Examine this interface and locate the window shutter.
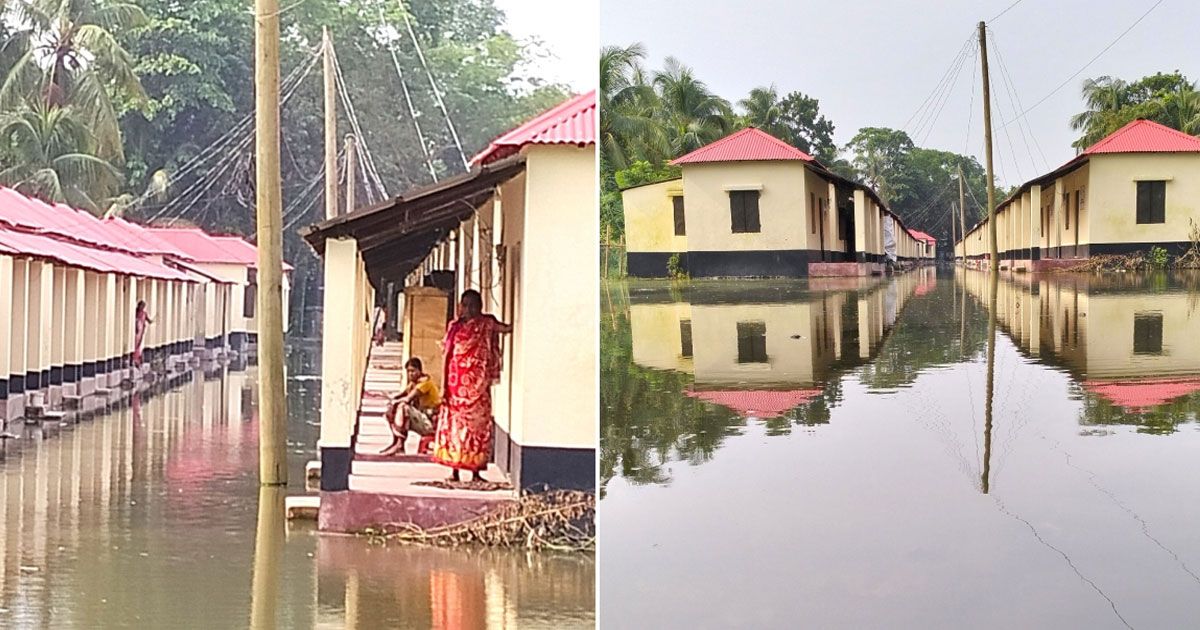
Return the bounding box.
[1153,182,1165,223]
[673,196,686,236]
[746,191,761,232]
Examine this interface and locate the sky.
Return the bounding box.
[602,0,1200,189]
[495,0,598,92]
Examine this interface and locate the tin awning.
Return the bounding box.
[300,154,525,283]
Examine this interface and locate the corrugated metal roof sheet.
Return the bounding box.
[1084,119,1200,154]
[909,230,937,244]
[470,90,596,166]
[0,225,192,281]
[672,127,815,165]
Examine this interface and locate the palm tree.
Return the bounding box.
[600,43,667,169]
[739,85,791,143]
[652,57,732,155]
[0,100,122,212]
[1,0,147,162]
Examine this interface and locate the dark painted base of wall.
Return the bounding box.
[689,250,819,278]
[0,378,6,400]
[967,241,1196,263]
[229,332,248,351]
[629,249,863,278]
[509,442,596,493]
[321,446,352,491]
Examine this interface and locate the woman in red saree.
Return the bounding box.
[432,290,511,482]
[133,300,153,367]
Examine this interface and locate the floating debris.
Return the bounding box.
[367,490,594,552]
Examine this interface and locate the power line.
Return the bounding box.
[902,32,976,137]
[1000,0,1166,128]
[989,0,1026,22]
[396,0,469,171]
[377,7,438,182]
[989,29,1050,172]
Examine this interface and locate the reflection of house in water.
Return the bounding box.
[629,270,931,419]
[959,269,1200,424]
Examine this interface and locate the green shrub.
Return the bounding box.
[1149,246,1170,269]
[667,253,688,279]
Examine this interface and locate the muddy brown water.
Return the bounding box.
[600,268,1200,629]
[0,348,594,628]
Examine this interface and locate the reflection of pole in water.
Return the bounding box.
[982,270,999,494]
[249,486,286,629]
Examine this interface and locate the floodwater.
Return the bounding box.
[600,268,1200,629]
[0,345,594,628]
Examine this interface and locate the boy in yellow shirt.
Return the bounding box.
[380,357,441,456]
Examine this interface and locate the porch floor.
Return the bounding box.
[319,341,515,534]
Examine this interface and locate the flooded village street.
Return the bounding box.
[600,269,1200,629]
[0,348,594,628]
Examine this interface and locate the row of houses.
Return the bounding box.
[301,91,597,503]
[622,127,936,278]
[956,119,1200,269]
[0,187,287,422]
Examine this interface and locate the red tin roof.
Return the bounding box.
[0,225,191,281]
[909,230,937,244]
[685,388,824,418]
[1084,378,1200,411]
[672,127,815,165]
[470,90,596,166]
[1083,119,1200,155]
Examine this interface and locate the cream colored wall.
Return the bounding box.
[493,171,526,446]
[628,302,695,373]
[64,269,84,368]
[509,144,596,449]
[1088,153,1200,245]
[622,179,686,254]
[83,271,99,367]
[26,261,53,378]
[803,169,832,252]
[51,267,66,369]
[681,161,810,252]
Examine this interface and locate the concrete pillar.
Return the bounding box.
[319,237,363,491]
[853,190,868,262]
[26,261,53,395]
[102,273,117,386]
[50,266,67,404]
[0,256,13,420]
[64,269,85,396]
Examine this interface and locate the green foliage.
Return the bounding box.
[666,253,686,279]
[614,160,680,189]
[1149,246,1170,268]
[1071,72,1200,149]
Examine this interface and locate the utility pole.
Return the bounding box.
[345,134,358,213]
[950,201,956,259]
[323,28,338,221]
[254,0,287,486]
[958,164,967,262]
[979,21,998,267]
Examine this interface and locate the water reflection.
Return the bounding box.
[601,270,1200,628]
[0,355,593,628]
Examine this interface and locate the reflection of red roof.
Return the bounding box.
[686,388,823,418]
[470,90,596,166]
[1084,378,1200,411]
[1084,119,1200,155]
[672,127,815,165]
[915,277,937,296]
